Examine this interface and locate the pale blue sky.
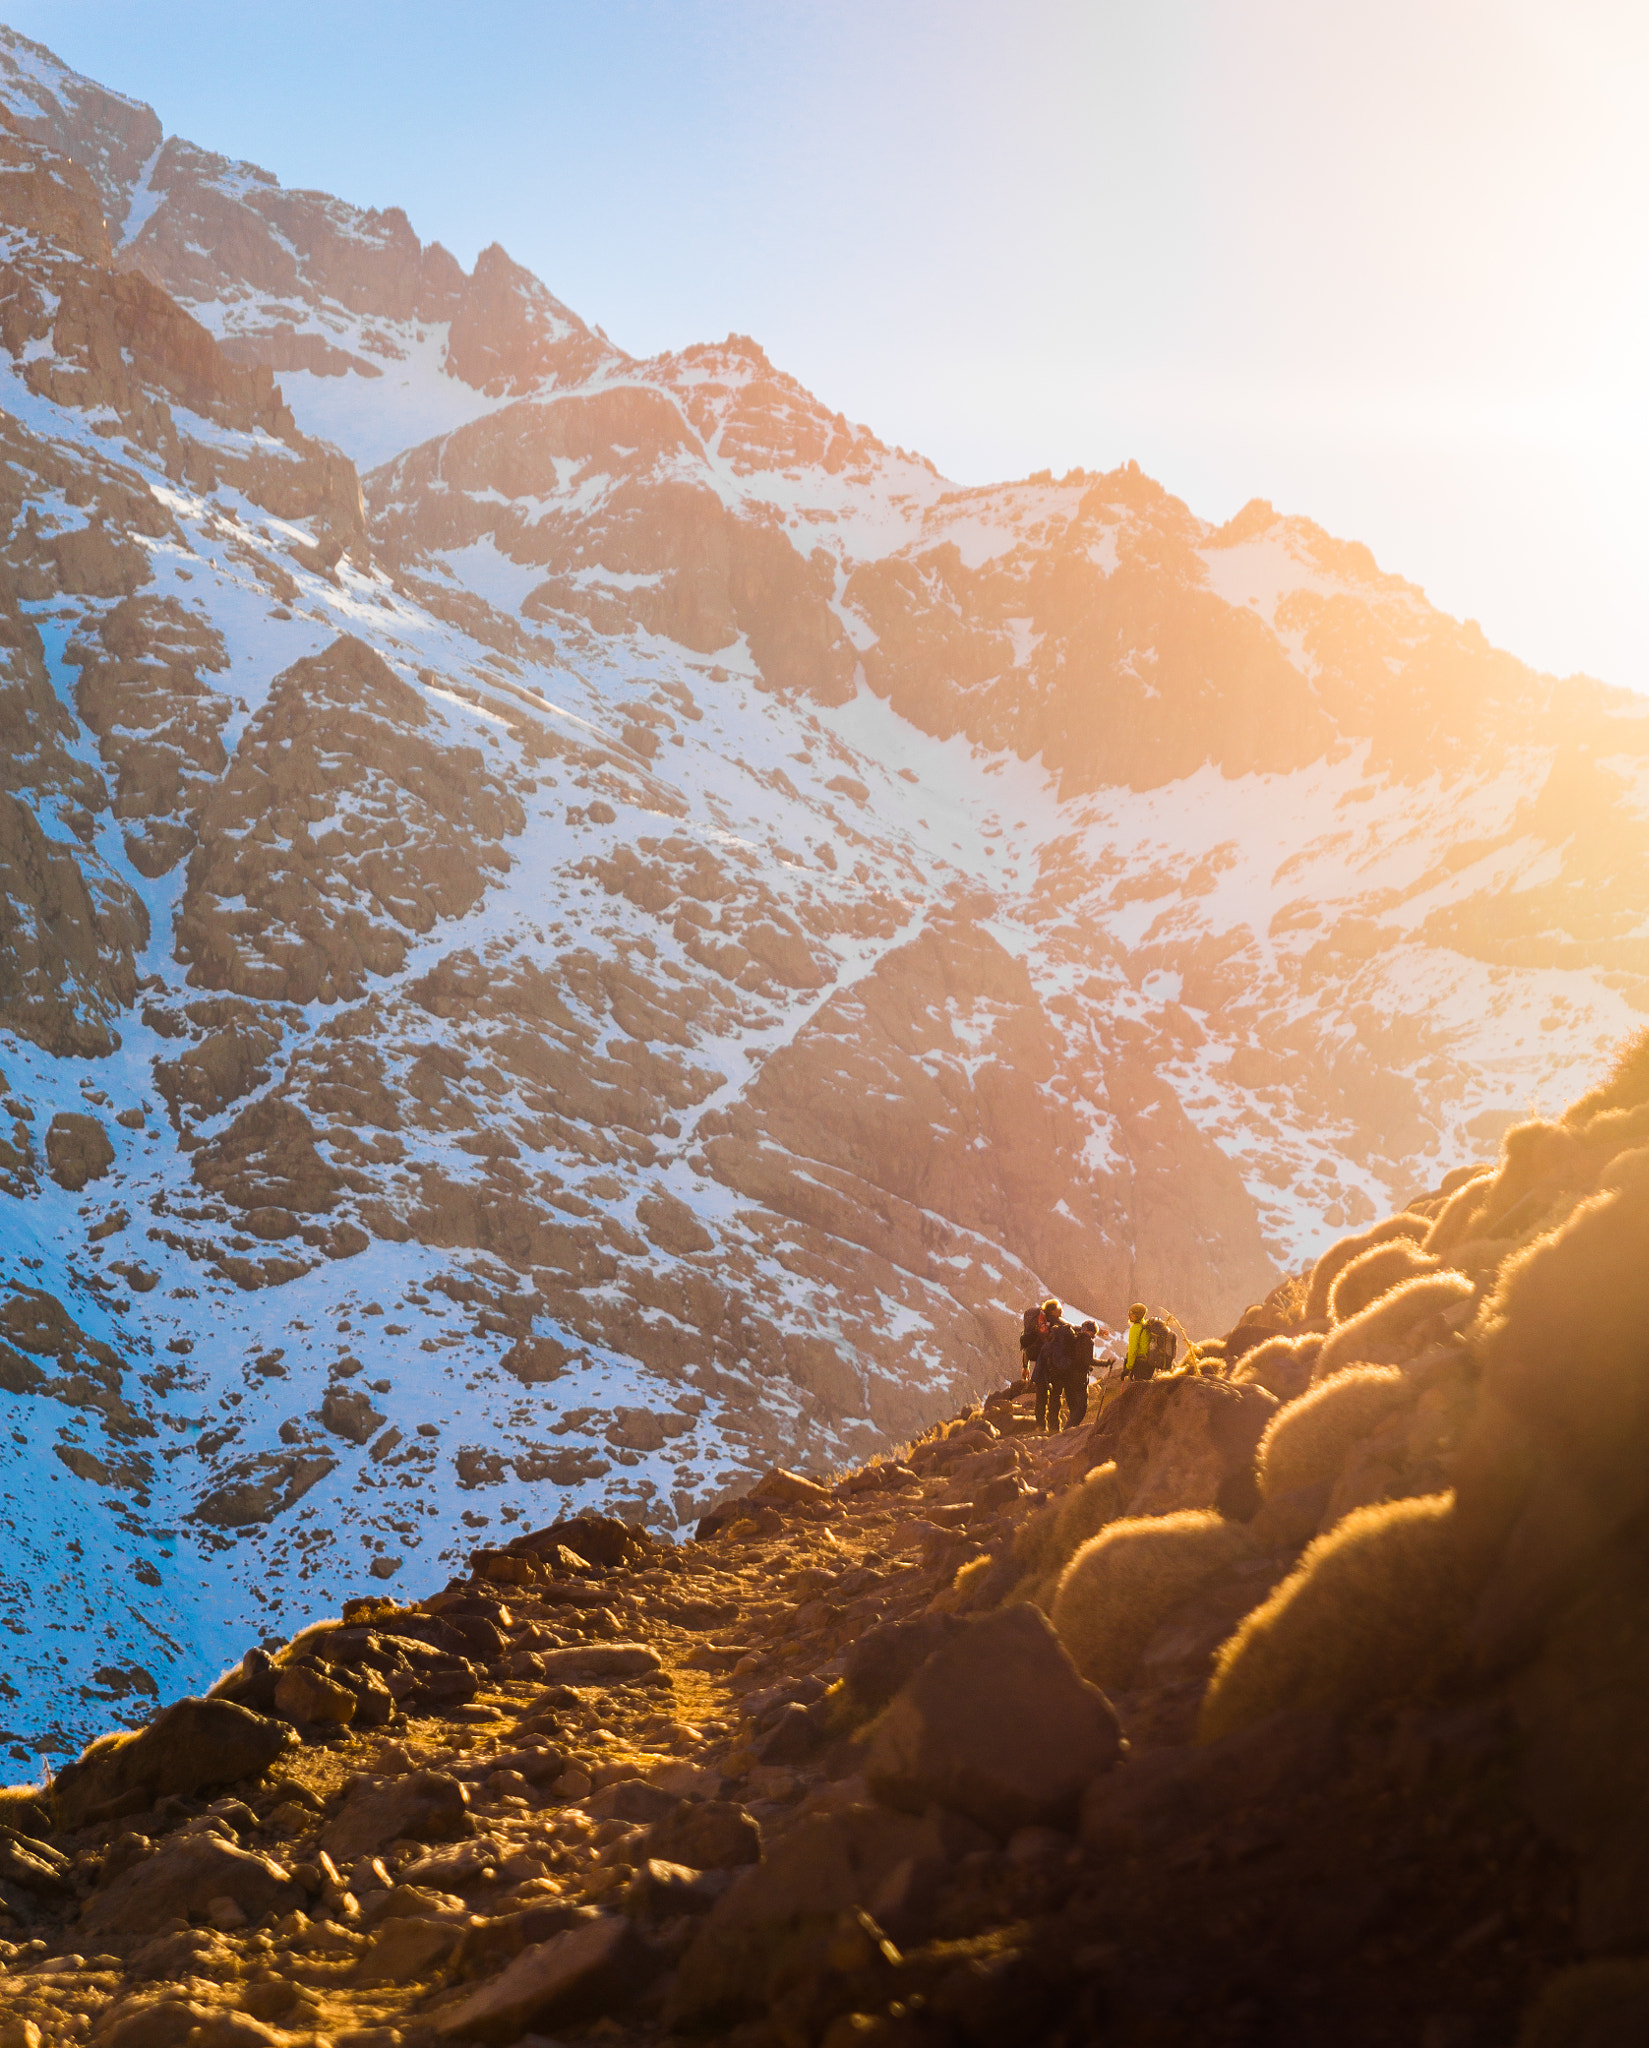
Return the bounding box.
[10,1,1648,692]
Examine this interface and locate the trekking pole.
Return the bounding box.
[1163,1311,1205,1374]
[1090,1356,1120,1425]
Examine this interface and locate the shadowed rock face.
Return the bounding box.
[0,24,1642,1760]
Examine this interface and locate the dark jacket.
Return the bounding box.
[1036,1321,1077,1382]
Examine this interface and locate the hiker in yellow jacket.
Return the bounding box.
[1123,1303,1151,1379]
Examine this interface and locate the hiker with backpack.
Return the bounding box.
[1123,1302,1177,1380]
[1064,1319,1099,1425]
[1018,1303,1045,1381]
[1032,1297,1074,1432]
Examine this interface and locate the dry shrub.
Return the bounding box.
[1471,1144,1649,1538]
[1572,1095,1649,1167]
[1312,1270,1473,1382]
[1305,1213,1430,1322]
[1229,1332,1321,1401]
[931,1553,994,1615]
[1012,1461,1128,1609]
[1258,1366,1412,1501]
[0,1782,50,1835]
[277,1619,345,1668]
[1052,1510,1256,1692]
[1422,1168,1497,1255]
[1199,1492,1468,1742]
[1328,1238,1440,1323]
[1561,1025,1649,1133]
[1258,1270,1311,1326]
[1401,1163,1487,1221]
[1430,1118,1585,1255]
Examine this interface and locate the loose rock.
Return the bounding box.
[863,1603,1121,1833]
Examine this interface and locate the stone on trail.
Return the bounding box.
[864,1603,1121,1834]
[323,1769,472,1862]
[626,1857,733,1920]
[435,1913,648,2043]
[0,1832,71,1900]
[95,2006,228,2048]
[52,1697,296,1828]
[451,1900,598,1982]
[647,1757,722,1799]
[756,1700,829,1765]
[534,1640,661,1679]
[398,1835,504,1889]
[81,1830,299,1937]
[356,1912,466,1984]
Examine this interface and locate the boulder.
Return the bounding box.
[647,1799,762,1870]
[436,1914,648,2043]
[863,1604,1121,1834]
[273,1664,357,1725]
[749,1467,832,1508]
[844,1614,965,1713]
[351,1666,398,1727]
[755,1701,828,1765]
[513,1513,649,1570]
[398,1836,504,1889]
[53,1698,296,1828]
[208,1646,279,1714]
[668,1804,933,2027]
[356,1914,465,1984]
[96,2007,226,2048]
[81,1831,299,1937]
[1085,1376,1278,1518]
[451,1901,596,1982]
[582,1777,682,1824]
[535,1642,660,1680]
[44,1111,114,1191]
[101,2006,283,2048]
[322,1770,472,1863]
[626,1858,732,1920]
[0,1832,71,1901]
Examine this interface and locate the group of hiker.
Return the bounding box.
[1017,1297,1177,1433]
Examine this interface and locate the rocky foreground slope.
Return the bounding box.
[0,1033,1646,2044]
[0,19,1645,1759]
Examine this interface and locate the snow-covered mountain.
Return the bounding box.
[0,22,1643,1765]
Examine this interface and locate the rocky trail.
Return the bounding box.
[5,1022,1649,2047]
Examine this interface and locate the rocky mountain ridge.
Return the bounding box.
[0,20,1641,1766]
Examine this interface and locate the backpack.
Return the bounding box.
[1141,1316,1176,1379]
[1052,1323,1085,1377]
